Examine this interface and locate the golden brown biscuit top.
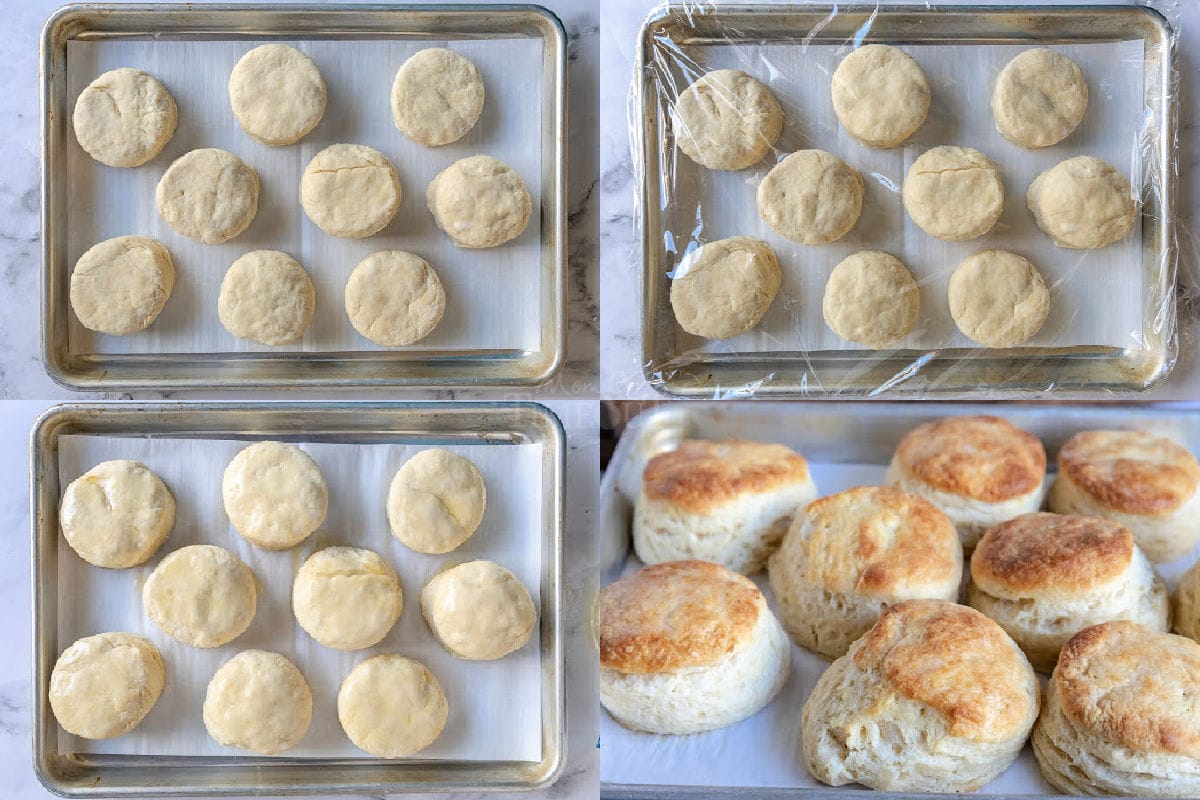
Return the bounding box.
[894,416,1046,501]
[971,512,1134,599]
[1058,430,1200,515]
[1055,621,1200,760]
[599,560,763,674]
[641,439,811,513]
[853,600,1038,743]
[797,486,960,597]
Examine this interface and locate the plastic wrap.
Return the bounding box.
[627,2,1183,397]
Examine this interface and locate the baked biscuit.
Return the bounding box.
[1049,430,1200,563]
[887,415,1047,549]
[672,69,783,171]
[803,600,1039,792]
[1173,560,1200,643]
[1032,621,1200,796]
[633,439,817,574]
[768,486,961,659]
[600,560,791,734]
[968,512,1169,672]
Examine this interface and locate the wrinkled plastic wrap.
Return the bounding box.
[629,2,1182,397]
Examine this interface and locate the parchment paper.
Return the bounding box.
[55,434,544,761]
[65,36,544,355]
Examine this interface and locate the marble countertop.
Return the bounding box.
[599,0,1200,400]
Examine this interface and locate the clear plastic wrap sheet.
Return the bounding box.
[630,2,1182,397]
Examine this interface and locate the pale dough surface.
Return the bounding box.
[344,250,445,346]
[669,236,781,339]
[228,44,327,146]
[757,149,863,245]
[421,560,536,660]
[155,148,260,244]
[426,155,531,248]
[1027,155,1135,249]
[831,45,929,148]
[992,49,1088,149]
[391,48,485,147]
[949,250,1050,348]
[70,236,175,336]
[903,146,1004,241]
[222,441,328,550]
[387,448,486,554]
[672,69,783,170]
[73,67,177,167]
[60,459,175,569]
[300,143,401,238]
[49,632,164,740]
[293,546,403,651]
[142,544,257,648]
[218,250,315,346]
[337,654,448,757]
[822,251,920,348]
[203,650,312,754]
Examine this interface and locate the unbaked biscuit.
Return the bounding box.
[203,650,312,754]
[757,149,863,245]
[143,544,257,648]
[344,250,445,346]
[671,69,783,171]
[392,48,484,147]
[293,546,403,651]
[669,236,781,340]
[822,251,919,348]
[948,249,1050,348]
[903,146,1004,241]
[338,654,448,757]
[992,49,1088,149]
[222,441,328,550]
[218,250,315,346]
[831,45,929,148]
[60,459,175,569]
[421,560,536,660]
[387,448,486,554]
[426,155,531,248]
[49,632,164,740]
[300,143,401,239]
[73,67,177,167]
[1028,155,1135,249]
[600,560,791,734]
[156,148,260,244]
[228,44,326,145]
[70,236,175,336]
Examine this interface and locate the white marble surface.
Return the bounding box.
[0,398,598,799]
[599,0,1200,399]
[0,0,597,401]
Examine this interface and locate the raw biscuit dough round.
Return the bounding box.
[387,448,486,554]
[949,250,1050,348]
[143,544,258,648]
[822,251,920,348]
[903,146,1004,241]
[338,654,448,757]
[203,650,312,754]
[344,250,445,346]
[218,250,315,346]
[60,459,175,569]
[222,441,328,550]
[155,148,260,244]
[992,49,1088,149]
[73,67,177,167]
[426,155,531,248]
[421,560,536,660]
[300,143,401,238]
[391,48,485,147]
[672,68,783,170]
[49,632,165,740]
[1027,155,1135,249]
[669,236,781,340]
[228,43,327,146]
[70,236,175,336]
[293,546,403,651]
[831,44,930,148]
[757,149,863,245]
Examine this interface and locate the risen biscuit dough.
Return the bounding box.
[391,48,484,147]
[426,155,531,248]
[203,650,312,754]
[143,544,257,648]
[49,632,164,740]
[672,69,783,170]
[300,143,401,238]
[155,148,260,244]
[822,251,919,348]
[831,45,930,148]
[992,49,1088,149]
[421,560,536,660]
[344,250,445,346]
[293,546,403,651]
[73,67,177,167]
[949,250,1050,348]
[387,448,486,554]
[218,250,315,346]
[669,236,781,340]
[903,146,1004,241]
[338,654,448,757]
[757,150,862,245]
[222,441,328,550]
[70,236,175,336]
[228,44,326,146]
[60,459,175,569]
[1027,155,1135,249]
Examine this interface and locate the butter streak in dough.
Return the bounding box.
[388,448,486,554]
